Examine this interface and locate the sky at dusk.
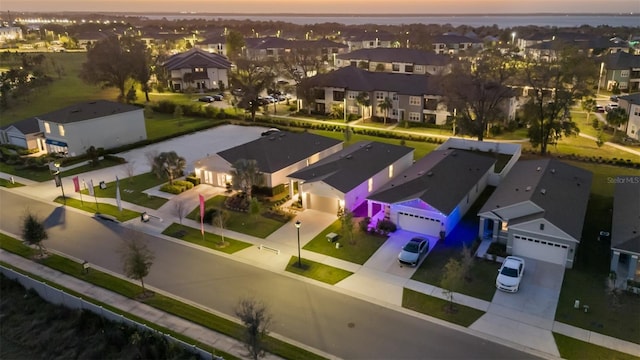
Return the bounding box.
[3,0,639,14]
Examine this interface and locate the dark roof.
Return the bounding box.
[245,37,346,50]
[336,48,450,66]
[302,66,442,96]
[368,149,496,215]
[342,29,395,42]
[478,159,592,240]
[217,131,342,174]
[611,180,640,255]
[432,34,482,44]
[288,141,413,193]
[1,117,40,134]
[35,100,141,125]
[163,48,231,70]
[601,51,640,70]
[619,93,640,105]
[198,34,226,44]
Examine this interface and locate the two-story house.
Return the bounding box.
[340,29,396,51]
[243,37,347,62]
[162,48,231,91]
[597,51,640,93]
[432,33,483,55]
[335,48,451,75]
[617,93,640,140]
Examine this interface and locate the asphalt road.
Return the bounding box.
[0,189,539,359]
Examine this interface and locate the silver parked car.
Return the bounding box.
[398,237,429,267]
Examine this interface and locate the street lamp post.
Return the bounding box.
[295,220,302,268]
[53,161,66,204]
[511,32,516,46]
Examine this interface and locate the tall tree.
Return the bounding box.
[120,238,155,295]
[606,107,628,136]
[440,49,517,141]
[341,209,355,245]
[235,297,272,360]
[230,159,264,200]
[80,35,146,101]
[521,46,597,155]
[21,211,48,257]
[130,41,153,102]
[151,151,186,185]
[377,96,393,124]
[225,30,246,61]
[581,98,597,125]
[356,92,371,122]
[229,59,275,121]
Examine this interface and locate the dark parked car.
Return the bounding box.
[199,96,214,103]
[212,94,224,101]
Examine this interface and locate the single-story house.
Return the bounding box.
[35,100,147,157]
[193,131,343,193]
[610,178,640,285]
[368,149,496,238]
[478,159,593,268]
[163,47,231,91]
[288,141,414,215]
[0,117,45,151]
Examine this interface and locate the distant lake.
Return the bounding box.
[140,14,640,28]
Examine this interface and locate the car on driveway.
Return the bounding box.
[496,256,525,293]
[212,94,224,101]
[398,237,429,267]
[199,96,214,103]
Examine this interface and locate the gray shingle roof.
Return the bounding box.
[302,66,442,96]
[478,159,592,240]
[336,48,450,66]
[1,117,40,134]
[432,34,482,44]
[601,51,640,70]
[288,141,413,193]
[245,37,346,50]
[611,179,640,255]
[217,131,342,174]
[619,93,640,105]
[163,48,231,70]
[368,149,496,215]
[35,100,141,124]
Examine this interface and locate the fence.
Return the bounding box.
[0,266,223,360]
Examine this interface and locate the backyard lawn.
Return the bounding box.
[303,219,388,265]
[81,172,168,210]
[161,223,253,254]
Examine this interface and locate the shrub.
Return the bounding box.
[173,180,194,190]
[358,217,371,232]
[185,175,201,186]
[487,242,507,257]
[160,184,184,194]
[376,219,397,233]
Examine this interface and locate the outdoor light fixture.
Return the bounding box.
[295,220,302,268]
[53,161,65,204]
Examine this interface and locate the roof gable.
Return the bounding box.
[35,100,141,124]
[163,48,231,70]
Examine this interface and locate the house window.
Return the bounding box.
[388,164,393,178]
[347,91,357,100]
[392,93,398,101]
[620,70,629,78]
[408,112,421,121]
[369,41,375,47]
[314,89,325,99]
[405,64,414,73]
[376,92,385,100]
[350,60,357,67]
[392,63,400,72]
[44,122,50,134]
[414,65,425,73]
[540,223,545,230]
[58,125,65,137]
[501,221,508,231]
[193,67,205,72]
[333,91,345,101]
[409,96,421,106]
[368,178,373,192]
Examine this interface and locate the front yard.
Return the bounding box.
[82,172,168,210]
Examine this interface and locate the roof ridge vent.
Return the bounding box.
[346,154,353,159]
[540,188,546,195]
[536,166,542,171]
[525,186,532,191]
[427,171,434,177]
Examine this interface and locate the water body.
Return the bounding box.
[140,14,640,28]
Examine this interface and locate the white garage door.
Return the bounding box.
[397,211,442,236]
[307,193,339,214]
[512,234,568,266]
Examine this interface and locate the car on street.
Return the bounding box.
[496,256,525,293]
[199,96,215,103]
[595,105,605,113]
[261,128,280,136]
[398,237,429,267]
[605,103,619,112]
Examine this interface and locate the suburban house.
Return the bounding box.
[196,34,227,56]
[0,117,45,152]
[193,131,342,193]
[431,33,483,55]
[340,29,396,51]
[287,141,414,215]
[0,26,22,43]
[609,178,640,287]
[597,51,640,93]
[617,93,640,140]
[75,31,111,50]
[335,48,451,75]
[34,100,147,157]
[243,37,347,62]
[162,48,231,91]
[478,159,593,268]
[301,66,451,124]
[368,149,496,239]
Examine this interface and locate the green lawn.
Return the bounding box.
[186,195,286,239]
[402,288,485,327]
[54,197,141,222]
[161,223,253,254]
[145,112,228,141]
[572,111,614,141]
[82,172,168,210]
[553,333,640,360]
[0,157,124,182]
[303,219,387,265]
[285,256,353,285]
[522,134,640,164]
[0,178,24,187]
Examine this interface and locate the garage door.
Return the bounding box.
[512,234,568,266]
[397,211,442,236]
[307,193,339,214]
[9,135,27,148]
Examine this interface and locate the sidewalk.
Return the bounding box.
[2,182,640,358]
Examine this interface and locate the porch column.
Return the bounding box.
[628,255,639,280]
[478,217,486,238]
[610,251,620,273]
[492,219,500,242]
[367,201,373,217]
[288,179,295,200]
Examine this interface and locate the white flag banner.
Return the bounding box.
[116,176,122,212]
[88,179,95,197]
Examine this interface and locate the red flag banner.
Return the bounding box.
[72,176,80,193]
[199,194,205,236]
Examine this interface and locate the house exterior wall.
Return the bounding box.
[620,101,640,140]
[40,109,146,156]
[169,68,229,91]
[507,220,578,268]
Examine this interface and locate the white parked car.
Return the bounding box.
[496,256,525,293]
[398,237,429,267]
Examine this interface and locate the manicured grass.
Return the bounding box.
[0,157,123,182]
[53,197,141,222]
[522,134,640,164]
[572,111,614,141]
[553,332,640,360]
[402,288,485,327]
[0,234,325,360]
[82,172,168,210]
[285,256,353,285]
[303,219,387,265]
[0,178,24,187]
[187,195,286,239]
[411,187,498,302]
[161,223,253,254]
[145,112,228,141]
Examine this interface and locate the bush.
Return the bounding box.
[160,184,184,194]
[376,219,397,233]
[358,217,371,232]
[185,175,201,186]
[487,242,507,257]
[173,180,193,190]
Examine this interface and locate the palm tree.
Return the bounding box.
[606,107,628,136]
[356,92,371,122]
[230,159,264,199]
[152,151,186,185]
[378,96,393,124]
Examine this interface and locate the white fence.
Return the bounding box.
[0,266,222,360]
